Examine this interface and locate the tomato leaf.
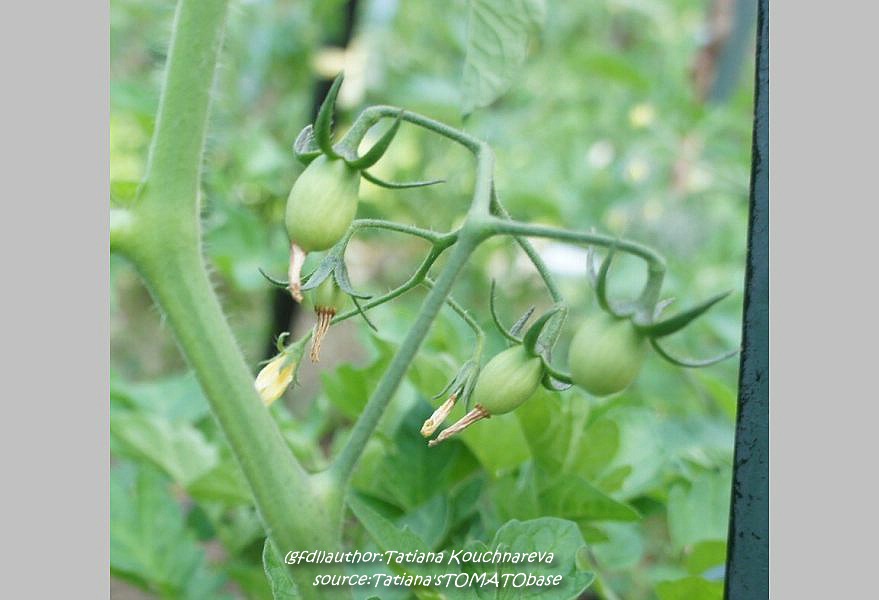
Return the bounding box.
[538,472,640,522]
[110,372,210,423]
[110,463,230,599]
[461,0,546,115]
[111,412,218,486]
[262,539,298,600]
[460,518,594,599]
[667,468,732,552]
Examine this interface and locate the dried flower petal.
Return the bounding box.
[420,392,458,437]
[287,243,307,303]
[428,405,489,447]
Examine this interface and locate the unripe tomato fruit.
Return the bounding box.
[308,276,347,313]
[568,313,647,396]
[285,155,360,252]
[471,345,544,415]
[306,277,347,363]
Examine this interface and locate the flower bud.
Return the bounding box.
[254,352,299,406]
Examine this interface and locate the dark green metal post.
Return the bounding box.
[724,0,768,598]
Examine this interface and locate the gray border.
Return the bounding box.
[770,2,879,597]
[10,0,877,596]
[3,2,108,597]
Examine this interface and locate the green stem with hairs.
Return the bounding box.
[112,1,341,596]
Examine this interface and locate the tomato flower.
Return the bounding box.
[254,340,305,406]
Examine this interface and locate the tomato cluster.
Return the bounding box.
[262,73,735,445]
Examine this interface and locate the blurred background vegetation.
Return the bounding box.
[111,0,755,598]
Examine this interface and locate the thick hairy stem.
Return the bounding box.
[331,236,479,481]
[143,0,228,211]
[132,251,340,598]
[120,1,342,596]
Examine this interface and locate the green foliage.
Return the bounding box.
[111,0,752,598]
[460,518,595,599]
[111,412,219,486]
[110,463,231,599]
[262,541,298,600]
[667,468,732,552]
[655,576,723,600]
[462,0,546,115]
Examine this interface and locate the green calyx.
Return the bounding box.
[285,154,361,252]
[471,345,544,415]
[568,312,648,397]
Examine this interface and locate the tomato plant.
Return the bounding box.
[111,1,752,598]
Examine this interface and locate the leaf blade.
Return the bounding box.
[461,0,546,115]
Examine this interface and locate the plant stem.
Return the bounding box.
[118,1,343,595]
[134,251,335,539]
[423,278,484,342]
[347,218,454,245]
[490,187,563,303]
[143,0,228,212]
[331,235,480,481]
[331,246,446,323]
[486,218,667,271]
[344,105,484,154]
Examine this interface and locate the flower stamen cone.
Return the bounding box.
[428,405,489,447]
[287,243,307,303]
[420,392,458,437]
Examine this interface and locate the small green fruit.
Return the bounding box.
[472,345,544,415]
[308,276,347,313]
[306,277,348,364]
[285,155,360,252]
[568,313,647,396]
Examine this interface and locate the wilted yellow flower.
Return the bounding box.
[420,392,458,437]
[255,352,298,406]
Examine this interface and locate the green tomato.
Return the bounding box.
[307,276,347,312]
[471,345,544,415]
[285,155,360,252]
[568,313,647,396]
